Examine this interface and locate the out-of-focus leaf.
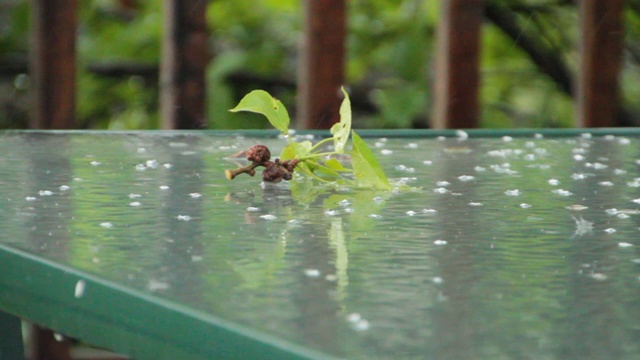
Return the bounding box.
[229,90,290,134]
[350,131,391,190]
[330,87,351,153]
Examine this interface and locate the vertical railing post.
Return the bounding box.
[29,0,77,129]
[577,0,624,128]
[161,0,209,129]
[432,0,483,129]
[297,0,346,129]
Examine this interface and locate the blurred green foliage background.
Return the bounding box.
[1,0,640,129]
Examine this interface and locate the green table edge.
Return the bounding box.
[0,244,337,360]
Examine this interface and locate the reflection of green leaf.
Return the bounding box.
[351,131,391,190]
[330,87,352,153]
[229,90,290,134]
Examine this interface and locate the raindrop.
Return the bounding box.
[259,214,277,220]
[519,203,532,208]
[39,190,54,196]
[129,193,142,199]
[422,209,438,214]
[380,149,393,155]
[25,197,36,201]
[474,166,486,172]
[434,188,449,194]
[434,240,448,245]
[74,280,85,298]
[368,214,382,219]
[548,179,560,186]
[617,213,630,219]
[566,205,588,211]
[59,185,70,191]
[632,199,640,204]
[246,207,260,212]
[135,164,146,171]
[324,210,339,216]
[90,161,101,166]
[432,277,444,284]
[590,273,607,281]
[177,215,192,221]
[505,189,520,196]
[436,181,451,187]
[129,202,142,207]
[619,242,633,248]
[468,202,483,207]
[406,211,417,216]
[338,199,351,207]
[423,160,433,165]
[304,269,321,278]
[145,160,159,169]
[598,181,614,187]
[552,189,573,196]
[163,163,173,169]
[406,143,418,149]
[502,136,513,142]
[458,175,475,182]
[604,228,617,234]
[189,193,202,198]
[100,222,113,228]
[148,279,170,291]
[159,185,170,190]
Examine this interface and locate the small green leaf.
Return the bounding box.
[350,131,391,190]
[280,141,312,160]
[330,87,352,153]
[229,90,290,134]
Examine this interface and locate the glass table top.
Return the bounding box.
[1,131,639,359]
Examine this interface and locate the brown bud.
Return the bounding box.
[246,145,271,163]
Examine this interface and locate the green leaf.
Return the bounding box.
[329,87,352,153]
[324,158,349,172]
[229,90,290,134]
[350,131,391,190]
[280,141,312,160]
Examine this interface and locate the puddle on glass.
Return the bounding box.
[1,132,639,358]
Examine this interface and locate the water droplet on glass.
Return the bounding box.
[135,164,146,171]
[423,160,433,165]
[159,185,170,190]
[177,215,192,221]
[432,276,444,284]
[304,269,321,278]
[474,166,486,172]
[25,196,36,201]
[145,160,159,169]
[552,189,573,196]
[406,211,417,216]
[598,181,614,187]
[259,214,277,220]
[632,199,640,204]
[434,240,448,245]
[468,202,483,207]
[456,130,468,140]
[573,154,585,161]
[324,210,339,216]
[380,149,393,155]
[100,222,113,228]
[520,203,532,208]
[74,280,85,298]
[189,193,202,198]
[59,185,70,191]
[90,161,101,166]
[590,273,607,281]
[566,204,588,211]
[505,189,520,196]
[39,190,54,196]
[129,202,142,207]
[502,136,513,142]
[368,214,382,219]
[129,193,142,199]
[548,179,560,186]
[619,242,633,248]
[458,175,475,182]
[246,207,260,212]
[148,279,170,292]
[604,228,617,234]
[422,209,438,214]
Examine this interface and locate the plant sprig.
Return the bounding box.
[227,87,391,190]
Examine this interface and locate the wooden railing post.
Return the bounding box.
[577,0,624,128]
[29,0,77,129]
[432,0,484,129]
[161,0,209,129]
[297,0,346,129]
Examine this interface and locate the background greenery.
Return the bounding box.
[1,0,640,129]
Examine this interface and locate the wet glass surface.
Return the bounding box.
[1,131,640,358]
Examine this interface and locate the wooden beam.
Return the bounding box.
[433,0,484,129]
[161,0,209,129]
[577,0,624,128]
[298,0,346,129]
[29,0,77,129]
